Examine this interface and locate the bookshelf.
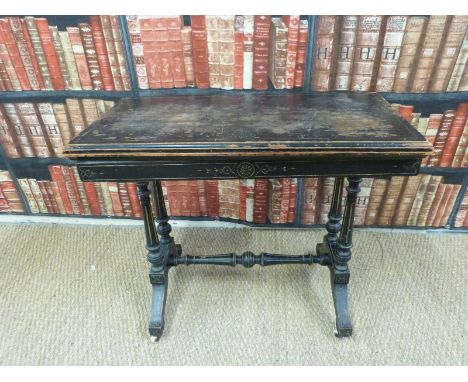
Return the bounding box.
[0,15,467,231]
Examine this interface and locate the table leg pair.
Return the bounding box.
[136,177,361,342]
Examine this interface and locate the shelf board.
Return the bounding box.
[0,90,134,101]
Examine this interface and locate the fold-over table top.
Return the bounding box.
[64,92,432,159]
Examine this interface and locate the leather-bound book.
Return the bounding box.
[364,178,389,225]
[288,178,298,223]
[99,16,123,91]
[253,179,268,223]
[79,22,103,90]
[62,166,84,215]
[268,17,287,89]
[354,178,373,226]
[242,15,254,89]
[109,16,131,91]
[454,188,468,227]
[48,165,73,214]
[447,30,468,91]
[65,99,86,137]
[428,109,456,167]
[18,178,40,213]
[82,181,101,215]
[81,98,99,126]
[58,31,81,90]
[451,119,468,167]
[252,15,271,90]
[432,184,454,226]
[28,178,48,213]
[426,182,447,226]
[2,103,34,157]
[98,182,114,215]
[377,176,406,226]
[107,181,124,216]
[267,179,282,223]
[429,16,468,92]
[406,175,431,226]
[234,16,244,89]
[126,16,149,89]
[197,180,208,217]
[16,102,52,158]
[117,182,133,217]
[206,16,220,88]
[279,178,291,223]
[416,176,442,226]
[311,16,340,91]
[438,184,461,226]
[8,17,40,90]
[167,16,186,89]
[126,182,142,218]
[204,179,219,217]
[66,27,93,90]
[282,15,300,89]
[393,16,428,92]
[350,15,385,91]
[0,29,21,90]
[410,16,450,92]
[36,103,64,157]
[218,180,239,219]
[0,105,21,158]
[318,177,337,224]
[440,103,468,167]
[294,20,308,87]
[92,182,105,215]
[0,59,14,91]
[71,166,91,215]
[20,19,44,90]
[0,171,24,212]
[417,117,429,136]
[421,113,443,166]
[0,18,31,90]
[39,181,58,213]
[50,26,73,90]
[334,16,358,90]
[217,16,235,89]
[181,27,196,87]
[245,179,255,222]
[89,16,114,90]
[301,177,320,225]
[392,175,421,226]
[191,16,210,89]
[375,16,408,92]
[51,103,72,146]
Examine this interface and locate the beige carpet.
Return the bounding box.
[0,223,466,365]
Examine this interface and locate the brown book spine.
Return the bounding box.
[58,31,81,90]
[0,58,13,90]
[18,178,39,213]
[181,27,196,87]
[447,30,468,91]
[36,180,54,213]
[426,182,447,226]
[127,15,149,89]
[117,182,133,217]
[279,178,291,224]
[0,105,21,158]
[416,176,442,226]
[282,15,300,89]
[267,179,282,223]
[65,99,86,137]
[253,179,268,223]
[432,184,454,226]
[454,188,468,227]
[67,27,93,90]
[99,16,123,91]
[234,16,244,90]
[334,16,358,90]
[294,20,308,88]
[375,16,408,92]
[206,16,220,89]
[410,16,450,92]
[377,176,406,226]
[287,178,297,223]
[0,18,30,90]
[62,166,84,215]
[138,16,162,89]
[126,182,142,217]
[168,16,187,89]
[350,16,385,92]
[364,178,389,225]
[71,166,90,215]
[422,113,444,166]
[2,103,34,157]
[429,16,468,92]
[43,181,59,214]
[0,31,21,91]
[197,180,207,216]
[205,179,219,217]
[252,15,271,90]
[16,102,52,157]
[20,19,44,90]
[8,17,40,90]
[79,23,103,90]
[99,182,114,215]
[155,17,175,89]
[107,182,123,216]
[0,171,24,212]
[35,18,65,90]
[50,26,73,90]
[81,98,99,126]
[51,103,73,146]
[191,16,210,89]
[109,16,131,91]
[406,175,432,225]
[49,180,66,214]
[452,119,468,167]
[439,184,461,226]
[440,103,468,167]
[318,178,336,224]
[392,175,421,226]
[312,15,339,91]
[48,165,73,214]
[301,177,320,225]
[428,109,456,167]
[89,16,115,90]
[36,103,64,157]
[268,18,288,89]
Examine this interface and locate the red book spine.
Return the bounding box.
[282,15,300,89]
[0,59,13,90]
[36,180,54,213]
[294,21,308,87]
[139,16,162,89]
[204,179,219,217]
[0,18,31,90]
[439,103,468,167]
[16,102,52,158]
[181,27,195,87]
[44,181,59,214]
[253,179,268,223]
[83,182,101,215]
[109,16,131,91]
[252,16,271,90]
[279,178,291,223]
[234,16,244,89]
[62,166,84,214]
[0,106,21,158]
[288,178,297,223]
[126,182,142,217]
[168,17,187,88]
[191,16,210,88]
[108,182,124,216]
[89,16,115,90]
[156,19,174,89]
[67,27,93,90]
[78,22,103,90]
[48,165,73,214]
[20,19,45,90]
[35,18,65,90]
[428,110,456,167]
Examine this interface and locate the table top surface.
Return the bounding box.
[64,92,432,159]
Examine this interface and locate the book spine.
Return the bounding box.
[2,103,34,156]
[206,16,220,88]
[181,27,196,87]
[0,18,31,90]
[375,16,408,92]
[28,178,48,213]
[416,176,442,226]
[426,182,447,226]
[244,179,255,222]
[18,178,39,212]
[65,99,86,136]
[36,102,64,157]
[99,16,123,91]
[454,188,468,227]
[447,30,468,91]
[190,16,209,89]
[0,105,21,157]
[58,31,81,90]
[301,177,320,225]
[71,166,90,215]
[81,98,99,126]
[312,15,339,91]
[253,179,268,223]
[283,15,300,89]
[139,16,163,89]
[350,16,384,92]
[88,16,114,90]
[197,180,208,216]
[399,104,414,122]
[0,59,13,90]
[106,182,123,216]
[204,179,219,217]
[406,175,431,225]
[16,102,52,157]
[239,179,247,221]
[189,180,202,217]
[252,15,271,90]
[410,16,450,92]
[19,19,44,90]
[0,186,9,212]
[377,176,406,225]
[48,165,73,214]
[234,16,244,90]
[49,181,65,214]
[62,166,84,215]
[117,182,133,217]
[440,103,468,167]
[318,178,335,224]
[433,184,455,226]
[35,18,65,90]
[80,182,99,215]
[294,20,308,88]
[51,103,72,146]
[439,184,461,226]
[354,177,373,225]
[126,15,149,89]
[98,182,114,215]
[0,31,21,91]
[126,182,142,217]
[79,23,103,90]
[268,18,288,89]
[364,178,389,225]
[334,16,358,90]
[218,16,235,89]
[428,109,456,167]
[50,26,73,90]
[8,17,40,90]
[67,27,93,90]
[452,119,468,167]
[38,180,57,213]
[392,175,421,226]
[279,178,291,224]
[429,16,468,92]
[267,179,282,224]
[422,113,444,166]
[287,178,297,223]
[168,17,187,88]
[242,15,254,89]
[0,172,22,212]
[109,16,131,91]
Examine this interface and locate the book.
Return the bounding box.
[65,99,86,136]
[242,15,254,90]
[377,176,406,225]
[426,182,448,226]
[282,15,300,89]
[406,174,432,226]
[181,27,196,87]
[79,22,103,90]
[0,105,21,158]
[117,182,133,217]
[253,179,268,223]
[16,102,52,157]
[428,109,456,167]
[37,180,55,213]
[191,16,210,89]
[36,103,64,157]
[392,175,421,226]
[126,15,148,89]
[364,178,389,225]
[421,113,443,166]
[294,20,308,88]
[268,18,288,89]
[354,178,373,225]
[108,181,124,216]
[438,184,461,226]
[439,103,468,167]
[447,29,468,91]
[288,178,298,223]
[334,16,358,90]
[126,182,142,217]
[20,18,44,90]
[28,178,48,213]
[66,26,92,90]
[454,188,468,227]
[82,181,101,215]
[416,176,443,226]
[52,103,73,146]
[18,178,39,213]
[0,171,23,212]
[109,16,131,91]
[99,16,123,91]
[452,119,468,167]
[89,16,114,90]
[217,16,235,89]
[2,103,34,157]
[301,177,320,225]
[252,16,271,90]
[58,31,82,90]
[267,179,282,223]
[0,26,21,91]
[50,26,73,90]
[204,179,219,217]
[233,16,244,90]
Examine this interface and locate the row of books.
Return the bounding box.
[0,99,115,158]
[0,170,24,212]
[128,15,308,90]
[392,102,468,168]
[312,15,468,93]
[455,188,468,227]
[0,16,131,91]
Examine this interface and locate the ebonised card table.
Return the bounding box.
[64,92,432,342]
